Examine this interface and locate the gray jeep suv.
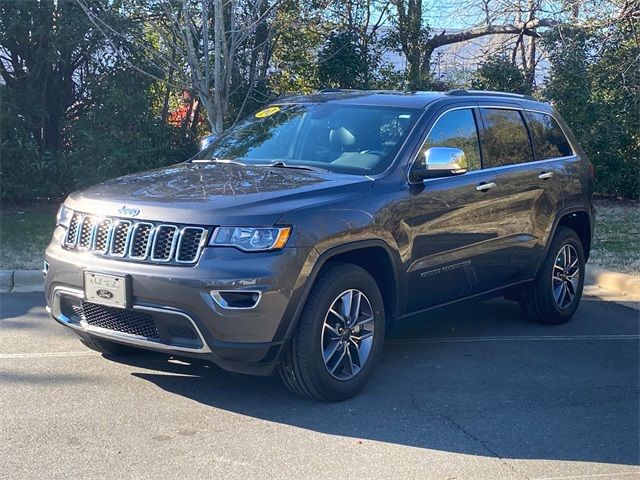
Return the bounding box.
[45,89,595,401]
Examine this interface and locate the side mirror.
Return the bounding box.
[411,147,468,181]
[199,134,217,151]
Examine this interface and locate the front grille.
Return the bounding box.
[63,213,208,265]
[75,302,159,339]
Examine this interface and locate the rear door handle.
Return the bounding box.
[538,171,554,180]
[476,182,496,192]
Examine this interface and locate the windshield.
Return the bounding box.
[195,103,421,175]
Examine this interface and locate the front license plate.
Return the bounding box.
[84,272,128,308]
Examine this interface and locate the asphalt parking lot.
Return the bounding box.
[1,292,638,480]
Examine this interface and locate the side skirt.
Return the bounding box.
[397,279,535,321]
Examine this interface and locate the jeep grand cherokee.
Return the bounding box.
[44,89,595,401]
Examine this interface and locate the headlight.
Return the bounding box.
[56,205,73,228]
[210,226,291,251]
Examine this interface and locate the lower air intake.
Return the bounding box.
[77,302,160,339]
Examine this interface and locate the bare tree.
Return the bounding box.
[392,0,560,88]
[162,0,281,133]
[425,0,639,90]
[75,0,281,133]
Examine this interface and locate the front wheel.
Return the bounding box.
[521,226,586,324]
[279,263,385,401]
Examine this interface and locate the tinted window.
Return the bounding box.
[526,111,573,160]
[198,104,420,175]
[422,109,481,170]
[480,108,533,166]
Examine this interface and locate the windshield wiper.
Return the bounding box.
[193,158,327,172]
[192,157,248,166]
[260,161,328,173]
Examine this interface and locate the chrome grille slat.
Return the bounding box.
[65,213,83,247]
[151,225,179,262]
[93,219,113,254]
[62,213,207,265]
[77,216,97,250]
[109,220,133,257]
[176,227,207,263]
[128,222,154,259]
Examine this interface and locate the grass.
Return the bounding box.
[589,198,640,274]
[0,203,58,270]
[0,198,638,274]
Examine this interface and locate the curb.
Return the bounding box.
[585,266,640,298]
[13,270,45,293]
[1,266,639,297]
[0,270,43,294]
[0,270,14,293]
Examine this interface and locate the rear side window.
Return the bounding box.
[526,111,573,160]
[422,109,482,170]
[480,108,533,167]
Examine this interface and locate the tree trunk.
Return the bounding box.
[161,30,178,123]
[418,44,434,89]
[524,36,537,88]
[523,0,538,90]
[190,100,202,137]
[392,0,429,90]
[180,92,196,139]
[213,0,225,133]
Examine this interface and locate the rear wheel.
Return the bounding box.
[521,227,585,324]
[279,263,385,401]
[80,337,140,356]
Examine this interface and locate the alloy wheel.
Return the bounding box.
[552,244,580,309]
[321,289,375,380]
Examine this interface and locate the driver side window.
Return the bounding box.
[422,109,482,171]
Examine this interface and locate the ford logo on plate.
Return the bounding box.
[96,289,114,300]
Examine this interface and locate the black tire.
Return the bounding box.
[80,337,141,356]
[279,262,386,401]
[521,226,586,324]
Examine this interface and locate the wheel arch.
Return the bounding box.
[278,240,403,347]
[321,244,400,327]
[537,207,593,278]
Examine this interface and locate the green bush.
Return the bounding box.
[1,71,196,203]
[471,54,532,95]
[544,25,639,199]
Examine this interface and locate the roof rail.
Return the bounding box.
[446,89,535,100]
[318,88,363,93]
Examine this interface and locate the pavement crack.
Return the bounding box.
[410,394,530,480]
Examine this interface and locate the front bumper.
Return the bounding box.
[44,227,313,375]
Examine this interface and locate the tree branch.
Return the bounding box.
[428,18,561,48]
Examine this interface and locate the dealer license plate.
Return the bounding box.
[84,272,128,308]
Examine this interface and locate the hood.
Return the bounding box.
[65,162,373,225]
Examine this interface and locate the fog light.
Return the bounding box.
[42,261,49,278]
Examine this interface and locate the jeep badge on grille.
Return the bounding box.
[117,205,140,217]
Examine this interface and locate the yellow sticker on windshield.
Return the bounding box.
[255,106,281,118]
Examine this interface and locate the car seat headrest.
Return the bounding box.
[329,127,356,147]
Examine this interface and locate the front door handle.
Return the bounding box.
[538,171,554,180]
[476,182,496,192]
